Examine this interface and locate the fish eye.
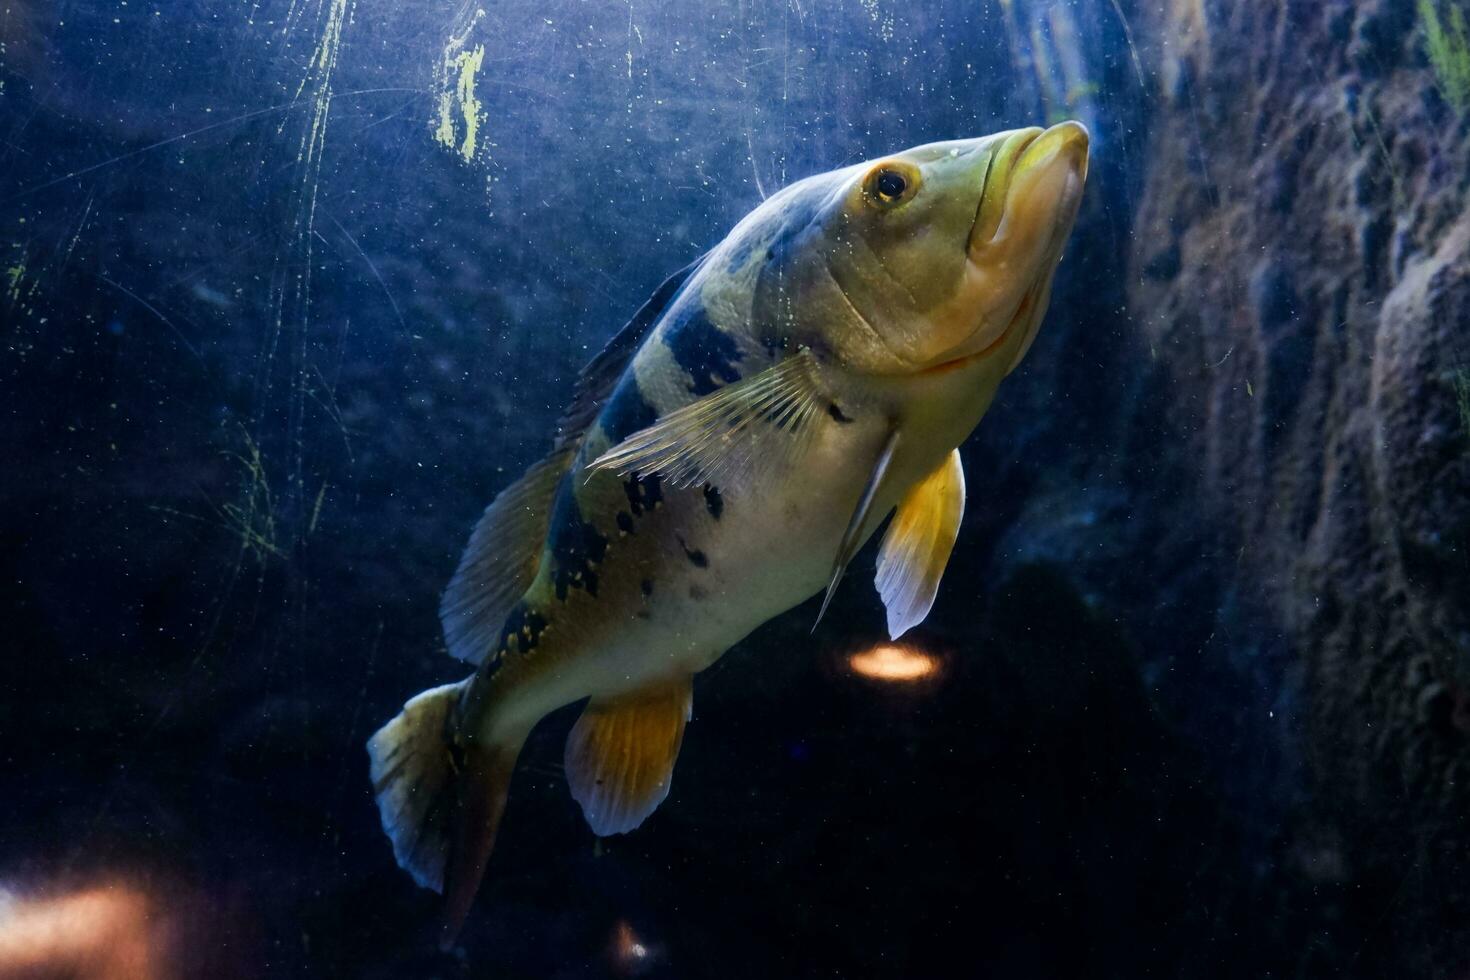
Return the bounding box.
[864,163,918,208]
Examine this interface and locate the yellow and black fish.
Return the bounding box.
[368,121,1090,943]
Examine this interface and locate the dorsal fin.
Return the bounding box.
[440,255,707,667]
[440,450,572,666]
[555,253,707,451]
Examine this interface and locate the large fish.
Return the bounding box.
[369,121,1090,944]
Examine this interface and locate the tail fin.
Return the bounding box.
[367,681,525,948]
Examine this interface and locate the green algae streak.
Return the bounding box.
[435,44,486,163]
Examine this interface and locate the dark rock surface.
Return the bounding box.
[1122,2,1470,972]
[0,0,1467,976]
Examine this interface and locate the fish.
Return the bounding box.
[367,120,1090,945]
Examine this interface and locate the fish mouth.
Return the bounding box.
[920,121,1088,374]
[968,121,1088,253]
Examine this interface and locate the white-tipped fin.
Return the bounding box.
[564,677,693,836]
[367,681,467,893]
[814,427,901,630]
[440,452,570,666]
[588,348,828,491]
[876,449,966,639]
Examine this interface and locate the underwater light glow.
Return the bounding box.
[608,919,659,975]
[847,643,942,683]
[0,882,169,979]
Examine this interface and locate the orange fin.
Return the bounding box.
[564,678,693,836]
[876,449,965,639]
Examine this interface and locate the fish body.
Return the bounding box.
[368,122,1090,944]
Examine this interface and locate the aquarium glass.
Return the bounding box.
[3,0,1469,976]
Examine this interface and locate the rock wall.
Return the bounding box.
[1128,0,1470,967]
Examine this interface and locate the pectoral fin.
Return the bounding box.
[875,449,966,639]
[564,677,693,836]
[814,427,900,630]
[588,348,828,491]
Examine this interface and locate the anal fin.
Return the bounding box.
[875,449,966,639]
[565,678,693,836]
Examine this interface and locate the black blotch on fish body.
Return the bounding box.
[763,194,824,270]
[754,193,823,355]
[547,485,609,600]
[640,578,654,597]
[703,484,724,520]
[624,474,663,517]
[724,236,755,273]
[600,376,659,446]
[497,603,548,656]
[616,511,635,535]
[666,304,743,396]
[827,402,853,424]
[757,324,789,358]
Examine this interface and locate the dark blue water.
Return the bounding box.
[3,0,1468,976]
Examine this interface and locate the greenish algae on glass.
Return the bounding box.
[1453,367,1470,438]
[435,42,487,163]
[1421,0,1470,111]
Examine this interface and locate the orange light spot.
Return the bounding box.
[847,643,941,682]
[0,883,169,979]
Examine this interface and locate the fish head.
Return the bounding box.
[765,122,1089,375]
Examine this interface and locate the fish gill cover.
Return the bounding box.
[1,0,1468,978]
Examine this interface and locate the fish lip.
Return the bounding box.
[968,127,1044,246]
[1006,126,1045,162]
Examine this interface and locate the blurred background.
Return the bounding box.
[2,0,1469,975]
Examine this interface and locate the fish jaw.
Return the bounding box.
[969,121,1089,256]
[985,121,1089,261]
[924,120,1088,369]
